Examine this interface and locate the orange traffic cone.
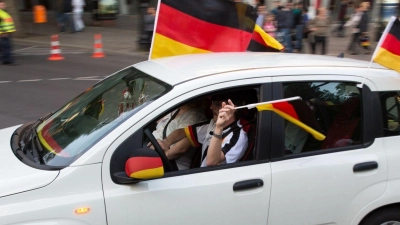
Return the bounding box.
[48,35,64,61]
[92,34,105,58]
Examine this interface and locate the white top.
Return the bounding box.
[72,0,85,12]
[344,12,362,33]
[153,108,206,170]
[185,120,248,167]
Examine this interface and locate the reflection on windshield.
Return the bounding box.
[35,67,171,167]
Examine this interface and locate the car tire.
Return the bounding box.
[360,207,400,225]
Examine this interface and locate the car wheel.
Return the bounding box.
[360,207,400,225]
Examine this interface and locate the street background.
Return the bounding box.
[14,11,378,60]
[0,11,379,129]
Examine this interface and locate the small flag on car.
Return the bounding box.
[247,24,283,52]
[372,16,400,73]
[235,97,326,141]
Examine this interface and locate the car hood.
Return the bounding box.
[0,125,59,198]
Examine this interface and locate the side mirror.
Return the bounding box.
[125,148,164,180]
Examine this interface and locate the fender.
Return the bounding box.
[350,179,400,224]
[0,164,106,225]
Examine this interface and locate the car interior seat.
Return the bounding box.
[238,89,258,161]
[321,96,361,149]
[284,100,324,153]
[238,117,256,161]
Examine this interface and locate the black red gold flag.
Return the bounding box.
[256,100,325,140]
[373,17,400,73]
[150,0,257,59]
[247,24,284,52]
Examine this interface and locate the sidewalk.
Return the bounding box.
[13,11,378,61]
[14,12,148,57]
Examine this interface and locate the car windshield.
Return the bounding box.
[34,67,171,167]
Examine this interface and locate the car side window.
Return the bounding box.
[142,87,260,171]
[111,86,264,183]
[283,82,362,155]
[379,91,400,137]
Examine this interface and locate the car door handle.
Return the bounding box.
[233,179,264,191]
[353,161,378,172]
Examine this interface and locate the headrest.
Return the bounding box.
[211,89,257,107]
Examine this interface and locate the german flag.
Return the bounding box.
[247,24,284,52]
[373,17,400,73]
[256,100,325,141]
[150,0,257,59]
[125,149,164,179]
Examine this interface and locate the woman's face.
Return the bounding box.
[319,8,326,16]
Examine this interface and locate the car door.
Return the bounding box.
[101,77,273,225]
[267,75,388,225]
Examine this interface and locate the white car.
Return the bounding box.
[1,53,400,225]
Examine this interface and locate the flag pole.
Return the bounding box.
[359,16,397,88]
[148,0,161,60]
[234,96,302,109]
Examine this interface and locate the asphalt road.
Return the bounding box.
[0,43,148,129]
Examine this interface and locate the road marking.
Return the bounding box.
[0,77,103,83]
[13,46,37,52]
[48,78,71,80]
[18,79,43,82]
[13,46,87,56]
[74,78,102,81]
[76,76,99,79]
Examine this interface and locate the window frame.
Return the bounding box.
[379,91,400,137]
[270,80,382,161]
[110,82,273,184]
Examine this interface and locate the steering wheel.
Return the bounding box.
[143,128,174,172]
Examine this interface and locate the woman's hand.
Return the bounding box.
[216,99,235,128]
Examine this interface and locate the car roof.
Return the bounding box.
[133,52,392,86]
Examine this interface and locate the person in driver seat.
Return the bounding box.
[151,100,206,170]
[157,91,248,167]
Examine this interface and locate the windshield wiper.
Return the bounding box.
[19,112,53,164]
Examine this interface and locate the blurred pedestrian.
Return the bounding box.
[72,0,85,32]
[344,5,362,54]
[277,2,294,52]
[302,8,310,39]
[271,0,281,17]
[307,7,330,55]
[347,0,355,17]
[333,0,348,37]
[263,13,277,37]
[358,1,371,53]
[0,0,17,65]
[256,5,267,27]
[55,0,66,33]
[302,8,309,26]
[255,0,263,9]
[293,2,304,52]
[144,6,156,43]
[63,0,75,33]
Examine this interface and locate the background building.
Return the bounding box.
[13,0,400,23]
